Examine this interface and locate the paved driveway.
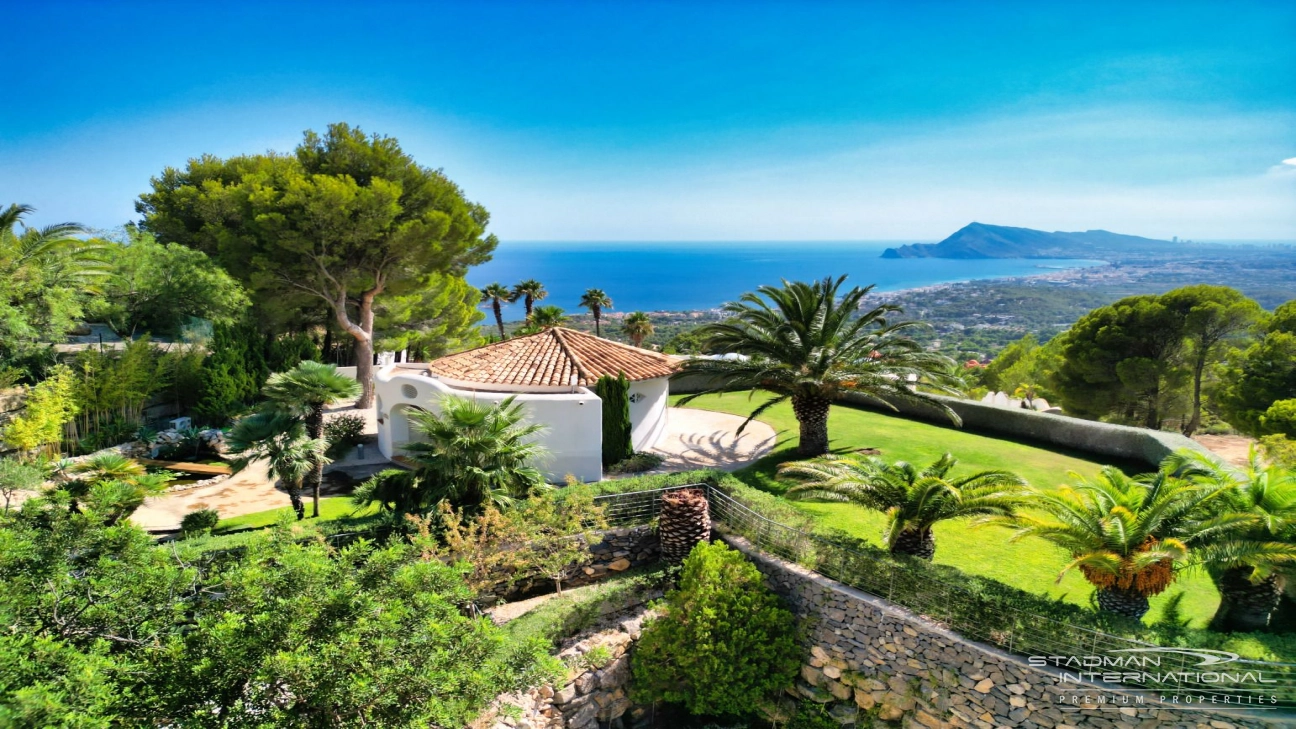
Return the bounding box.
[647,407,780,473]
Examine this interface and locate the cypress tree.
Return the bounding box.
[594,372,634,467]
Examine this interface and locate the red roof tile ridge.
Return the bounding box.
[549,328,591,385]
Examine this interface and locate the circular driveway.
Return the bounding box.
[646,407,779,473]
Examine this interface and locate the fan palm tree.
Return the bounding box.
[623,311,654,347]
[226,412,329,520]
[67,454,170,523]
[479,282,513,339]
[401,395,548,511]
[1164,448,1296,630]
[579,288,613,336]
[70,452,145,485]
[677,276,960,457]
[511,279,548,322]
[780,453,1026,559]
[986,467,1246,619]
[260,361,360,517]
[530,305,567,330]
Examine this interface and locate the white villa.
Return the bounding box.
[374,327,678,482]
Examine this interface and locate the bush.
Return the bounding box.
[788,703,838,729]
[594,373,633,467]
[325,413,367,458]
[633,540,800,716]
[1260,435,1296,470]
[606,451,665,474]
[180,508,220,537]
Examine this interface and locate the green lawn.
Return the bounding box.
[214,496,379,533]
[672,392,1222,628]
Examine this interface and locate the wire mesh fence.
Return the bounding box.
[592,484,702,527]
[625,483,1296,708]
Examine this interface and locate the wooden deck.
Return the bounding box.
[139,458,232,476]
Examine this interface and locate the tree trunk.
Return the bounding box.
[287,481,305,520]
[891,528,936,560]
[307,403,326,518]
[1210,567,1283,632]
[791,394,831,457]
[1184,355,1206,436]
[493,302,506,339]
[658,488,711,565]
[1096,587,1150,620]
[594,311,601,336]
[332,288,379,409]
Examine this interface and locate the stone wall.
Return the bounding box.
[722,534,1282,729]
[481,526,660,604]
[481,604,655,729]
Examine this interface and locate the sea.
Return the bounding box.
[468,241,1108,321]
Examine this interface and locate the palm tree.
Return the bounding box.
[66,454,170,523]
[579,288,613,336]
[226,412,328,520]
[70,452,145,485]
[623,311,654,347]
[677,276,960,457]
[1,203,106,294]
[401,395,548,511]
[780,453,1026,559]
[1165,449,1296,630]
[512,279,548,323]
[530,305,567,330]
[480,282,513,339]
[260,361,361,517]
[986,467,1242,619]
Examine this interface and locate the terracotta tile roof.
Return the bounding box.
[425,327,678,388]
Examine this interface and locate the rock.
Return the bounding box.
[878,702,905,721]
[600,656,630,689]
[607,558,631,571]
[554,685,577,705]
[826,679,852,701]
[973,679,994,694]
[828,703,859,725]
[801,665,824,687]
[823,664,842,679]
[914,710,943,728]
[854,688,875,710]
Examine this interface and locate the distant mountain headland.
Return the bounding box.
[880,222,1174,259]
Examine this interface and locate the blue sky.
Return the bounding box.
[2,1,1293,241]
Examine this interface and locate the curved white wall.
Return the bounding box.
[628,376,669,451]
[375,365,604,483]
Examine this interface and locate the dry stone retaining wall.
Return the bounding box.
[482,604,655,729]
[722,534,1283,729]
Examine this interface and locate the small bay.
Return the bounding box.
[469,241,1108,320]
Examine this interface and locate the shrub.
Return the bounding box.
[632,540,800,716]
[594,373,633,467]
[1260,435,1296,470]
[606,451,665,474]
[324,413,367,458]
[180,508,220,537]
[788,703,838,729]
